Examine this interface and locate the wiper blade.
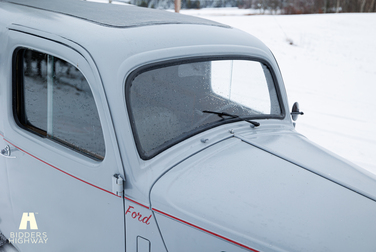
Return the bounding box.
[202,110,260,127]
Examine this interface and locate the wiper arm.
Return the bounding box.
[202,110,260,127]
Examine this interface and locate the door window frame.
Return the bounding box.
[12,47,106,161]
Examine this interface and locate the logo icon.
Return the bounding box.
[9,212,48,244]
[19,213,38,230]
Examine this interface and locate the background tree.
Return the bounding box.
[124,0,376,12]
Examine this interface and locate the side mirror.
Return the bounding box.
[291,102,304,121]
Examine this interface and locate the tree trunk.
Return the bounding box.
[323,0,327,13]
[369,0,376,11]
[175,0,181,13]
[360,0,366,12]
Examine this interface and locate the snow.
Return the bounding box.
[180,9,376,174]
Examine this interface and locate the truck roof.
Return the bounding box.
[0,0,274,75]
[2,0,229,28]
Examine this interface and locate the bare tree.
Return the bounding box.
[369,0,376,11]
[360,0,367,12]
[175,0,181,12]
[336,0,341,12]
[124,0,375,12]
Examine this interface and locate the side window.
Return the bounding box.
[13,48,105,160]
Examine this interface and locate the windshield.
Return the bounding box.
[127,59,282,159]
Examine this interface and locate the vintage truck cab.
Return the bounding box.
[0,0,376,251]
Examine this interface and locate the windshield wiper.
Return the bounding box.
[202,110,260,127]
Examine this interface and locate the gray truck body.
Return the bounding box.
[0,0,375,251]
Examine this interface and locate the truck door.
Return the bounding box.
[0,30,125,251]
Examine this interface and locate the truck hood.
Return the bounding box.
[151,134,376,251]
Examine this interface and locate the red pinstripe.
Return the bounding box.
[124,196,149,209]
[3,138,121,198]
[152,208,259,252]
[3,134,258,251]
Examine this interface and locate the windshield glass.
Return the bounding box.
[127,59,282,159]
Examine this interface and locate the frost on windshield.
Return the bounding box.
[128,59,281,159]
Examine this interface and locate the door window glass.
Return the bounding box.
[14,49,105,160]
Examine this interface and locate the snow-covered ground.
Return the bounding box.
[180,9,376,173]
